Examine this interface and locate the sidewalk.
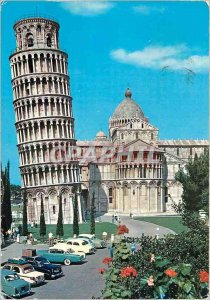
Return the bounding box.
[1,241,48,264]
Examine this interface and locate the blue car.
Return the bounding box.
[1,269,31,298]
[37,248,86,265]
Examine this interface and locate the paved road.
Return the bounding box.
[101,215,175,237]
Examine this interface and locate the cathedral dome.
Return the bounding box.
[95,131,107,140]
[111,88,144,120]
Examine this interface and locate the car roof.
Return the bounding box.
[1,269,16,276]
[79,234,94,238]
[5,262,32,269]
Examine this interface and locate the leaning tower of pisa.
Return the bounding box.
[9,17,83,224]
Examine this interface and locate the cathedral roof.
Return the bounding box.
[111,88,144,120]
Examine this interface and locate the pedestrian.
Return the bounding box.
[29,232,34,245]
[7,229,11,240]
[115,214,118,222]
[18,224,22,235]
[48,232,53,246]
[112,214,115,223]
[131,243,136,255]
[109,243,115,258]
[16,233,20,243]
[118,216,121,224]
[24,235,28,244]
[102,232,108,245]
[12,228,16,239]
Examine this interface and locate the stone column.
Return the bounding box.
[77,192,83,223]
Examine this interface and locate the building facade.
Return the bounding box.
[78,89,208,216]
[9,17,82,224]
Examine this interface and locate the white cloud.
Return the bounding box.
[60,1,114,16]
[110,45,209,73]
[133,5,165,15]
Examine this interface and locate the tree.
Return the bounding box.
[56,196,64,237]
[10,184,21,199]
[90,191,95,234]
[73,193,79,235]
[39,194,46,240]
[22,187,28,236]
[1,161,12,231]
[175,150,209,213]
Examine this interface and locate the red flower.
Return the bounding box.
[164,269,177,278]
[199,271,209,283]
[117,225,129,235]
[98,268,106,274]
[102,257,113,265]
[120,267,138,278]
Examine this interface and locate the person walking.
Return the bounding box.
[131,243,136,255]
[48,232,53,246]
[109,243,115,258]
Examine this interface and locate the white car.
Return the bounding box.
[54,238,95,254]
[3,258,45,286]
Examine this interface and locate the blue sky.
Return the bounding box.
[1,1,209,184]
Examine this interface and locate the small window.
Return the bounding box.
[13,267,20,273]
[109,188,113,204]
[190,147,192,155]
[27,34,34,47]
[121,133,124,139]
[67,241,72,245]
[37,25,41,34]
[53,205,56,214]
[73,242,79,246]
[47,34,52,47]
[141,123,144,128]
[130,123,132,129]
[177,148,179,156]
[82,241,88,245]
[133,189,135,195]
[64,198,66,205]
[151,133,154,140]
[135,132,138,139]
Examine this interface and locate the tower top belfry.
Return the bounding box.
[13,17,60,52]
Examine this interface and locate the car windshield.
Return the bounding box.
[66,249,74,253]
[36,257,50,264]
[5,274,20,281]
[23,266,34,273]
[80,236,90,240]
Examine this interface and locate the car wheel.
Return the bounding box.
[64,258,71,266]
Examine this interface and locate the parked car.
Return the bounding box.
[37,248,86,265]
[22,256,63,279]
[78,234,105,248]
[63,238,95,254]
[3,258,45,286]
[76,237,96,249]
[1,268,31,298]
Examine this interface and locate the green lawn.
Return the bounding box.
[28,222,117,241]
[134,216,188,234]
